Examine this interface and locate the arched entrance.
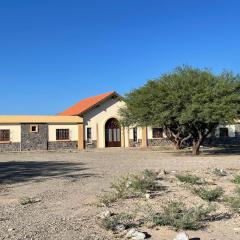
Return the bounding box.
[105,118,121,147]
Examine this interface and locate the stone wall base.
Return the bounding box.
[85,140,97,149]
[0,143,21,152]
[129,139,142,147]
[147,138,172,146]
[203,137,240,146]
[47,141,78,150]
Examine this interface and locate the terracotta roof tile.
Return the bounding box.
[58,91,116,116]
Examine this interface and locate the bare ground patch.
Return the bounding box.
[0,149,240,239]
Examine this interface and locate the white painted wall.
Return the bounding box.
[83,97,126,148]
[0,124,21,142]
[129,127,143,141]
[215,124,236,138]
[48,124,79,141]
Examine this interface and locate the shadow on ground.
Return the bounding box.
[204,145,240,155]
[0,161,93,184]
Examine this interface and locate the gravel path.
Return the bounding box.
[0,148,240,240]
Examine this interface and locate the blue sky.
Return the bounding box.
[0,0,239,114]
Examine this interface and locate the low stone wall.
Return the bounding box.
[147,138,172,146]
[48,141,78,150]
[203,137,240,146]
[129,139,142,147]
[85,140,97,149]
[0,143,21,152]
[21,124,48,151]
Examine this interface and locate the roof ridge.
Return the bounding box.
[58,91,118,116]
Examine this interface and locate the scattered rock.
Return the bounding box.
[173,232,189,240]
[8,228,15,232]
[126,228,146,239]
[233,227,240,232]
[97,210,112,219]
[115,224,125,231]
[145,193,151,199]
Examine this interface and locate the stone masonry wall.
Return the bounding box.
[48,141,78,150]
[129,139,142,147]
[21,124,48,151]
[147,138,172,146]
[0,143,20,152]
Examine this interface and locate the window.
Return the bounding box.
[152,128,163,138]
[219,128,229,137]
[30,124,38,133]
[0,129,10,142]
[133,127,137,142]
[56,129,69,140]
[87,128,92,143]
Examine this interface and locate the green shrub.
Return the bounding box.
[97,192,118,207]
[232,175,240,184]
[176,174,204,185]
[19,197,39,205]
[235,186,240,196]
[213,168,227,176]
[224,196,240,212]
[98,212,134,231]
[192,187,224,202]
[143,201,215,230]
[110,169,161,198]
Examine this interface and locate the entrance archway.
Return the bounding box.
[105,118,121,147]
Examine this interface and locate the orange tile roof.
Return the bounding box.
[59,91,117,116]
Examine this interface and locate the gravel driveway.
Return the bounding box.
[0,148,240,240]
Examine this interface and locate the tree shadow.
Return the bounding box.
[204,145,240,155]
[0,161,94,184]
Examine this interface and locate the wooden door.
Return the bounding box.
[105,118,121,147]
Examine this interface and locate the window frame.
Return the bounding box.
[0,129,10,142]
[30,124,38,133]
[152,127,164,139]
[133,127,137,142]
[56,129,70,141]
[219,127,229,138]
[86,127,92,143]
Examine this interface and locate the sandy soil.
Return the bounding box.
[0,148,240,240]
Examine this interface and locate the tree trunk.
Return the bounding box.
[192,140,201,155]
[172,140,181,150]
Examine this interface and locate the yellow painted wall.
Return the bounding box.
[0,124,21,142]
[48,124,79,141]
[83,97,126,148]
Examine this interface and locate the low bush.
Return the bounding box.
[176,174,204,185]
[19,197,39,205]
[232,175,240,184]
[98,212,135,231]
[192,187,224,202]
[224,196,240,213]
[110,169,161,198]
[97,192,118,207]
[213,168,227,177]
[143,201,215,230]
[98,169,162,206]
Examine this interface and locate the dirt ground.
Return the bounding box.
[0,148,240,240]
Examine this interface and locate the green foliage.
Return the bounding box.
[120,65,240,154]
[176,174,204,185]
[192,187,224,202]
[111,169,160,198]
[97,192,118,207]
[232,175,240,184]
[98,212,134,231]
[224,187,240,212]
[213,168,227,176]
[143,201,215,230]
[19,197,39,205]
[224,196,240,212]
[98,170,162,206]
